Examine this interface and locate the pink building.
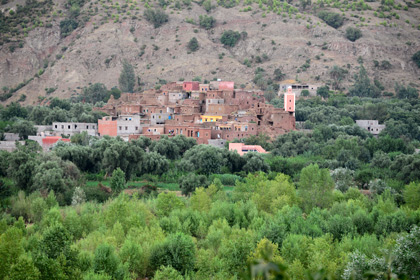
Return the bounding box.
[229,143,267,156]
[284,86,295,113]
[219,81,235,90]
[183,82,200,91]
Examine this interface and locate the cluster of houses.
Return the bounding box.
[0,80,386,153]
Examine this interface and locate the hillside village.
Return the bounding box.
[4,80,295,150]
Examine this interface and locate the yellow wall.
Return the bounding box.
[200,115,222,122]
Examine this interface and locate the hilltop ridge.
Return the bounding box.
[1,0,419,105]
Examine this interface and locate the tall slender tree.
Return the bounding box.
[118,61,135,93]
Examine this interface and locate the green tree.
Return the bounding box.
[110,168,126,193]
[154,266,184,280]
[119,240,146,278]
[329,65,348,90]
[0,227,24,279]
[80,83,109,103]
[179,173,208,196]
[348,65,381,98]
[93,244,120,277]
[273,68,286,81]
[220,30,241,47]
[142,151,169,175]
[298,164,334,213]
[345,27,362,42]
[242,152,270,173]
[8,149,39,191]
[156,192,185,216]
[118,61,135,93]
[150,137,180,160]
[316,85,330,99]
[395,83,418,99]
[187,37,199,52]
[150,232,196,274]
[10,120,37,140]
[144,8,169,28]
[9,254,41,280]
[393,225,420,279]
[102,140,144,179]
[180,144,225,174]
[199,15,215,29]
[404,182,420,210]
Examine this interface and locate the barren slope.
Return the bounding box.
[0,0,419,105]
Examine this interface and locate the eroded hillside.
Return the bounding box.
[0,0,419,105]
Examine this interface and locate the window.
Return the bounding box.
[74,125,77,129]
[55,125,57,129]
[68,125,71,129]
[125,126,128,130]
[119,126,122,130]
[86,125,89,129]
[62,125,64,129]
[135,126,138,130]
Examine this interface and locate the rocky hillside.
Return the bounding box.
[1,0,419,105]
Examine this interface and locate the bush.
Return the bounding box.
[318,11,344,29]
[411,51,420,68]
[301,89,310,96]
[144,9,169,28]
[220,30,241,47]
[345,27,362,42]
[199,15,215,30]
[110,168,126,193]
[60,19,78,37]
[187,37,199,52]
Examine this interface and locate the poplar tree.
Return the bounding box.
[118,61,135,93]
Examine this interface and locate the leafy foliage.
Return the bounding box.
[345,27,362,42]
[187,37,199,52]
[199,15,216,29]
[318,11,344,28]
[144,9,169,28]
[118,61,135,93]
[220,30,241,47]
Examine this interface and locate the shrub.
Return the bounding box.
[345,27,362,42]
[110,168,126,193]
[199,15,215,29]
[187,37,199,52]
[220,30,241,47]
[318,11,344,29]
[60,19,78,37]
[144,9,168,28]
[413,51,420,68]
[301,89,310,96]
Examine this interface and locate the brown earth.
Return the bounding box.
[1,0,419,105]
